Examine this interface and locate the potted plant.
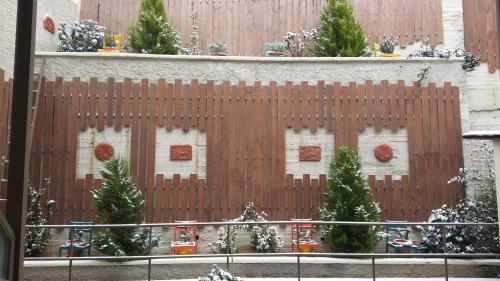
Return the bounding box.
[64,231,89,257]
[380,38,399,57]
[296,229,319,253]
[264,42,286,57]
[208,41,228,56]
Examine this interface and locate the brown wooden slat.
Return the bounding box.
[130,83,140,179]
[97,82,106,131]
[123,78,132,127]
[79,82,89,131]
[106,77,115,127]
[114,82,123,131]
[157,79,166,127]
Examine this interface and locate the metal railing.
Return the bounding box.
[25,221,500,281]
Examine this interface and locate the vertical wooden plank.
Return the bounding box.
[373,84,383,131]
[293,85,301,132]
[157,79,166,127]
[138,80,149,193]
[189,174,197,220]
[174,79,182,128]
[333,82,342,148]
[325,84,334,133]
[349,82,358,151]
[84,174,94,221]
[317,80,325,128]
[285,81,293,128]
[182,83,191,131]
[88,78,97,127]
[365,81,374,127]
[428,83,441,209]
[452,86,464,197]
[106,77,115,127]
[421,85,432,213]
[164,178,173,222]
[300,81,309,129]
[199,83,207,131]
[123,78,132,127]
[166,82,174,130]
[172,174,180,221]
[130,83,140,179]
[405,85,417,221]
[155,174,164,223]
[310,178,319,221]
[302,174,310,219]
[191,79,199,128]
[277,83,287,220]
[197,179,206,222]
[79,81,89,131]
[97,82,106,131]
[393,179,402,220]
[401,175,410,220]
[357,84,366,132]
[294,178,303,219]
[146,83,157,222]
[286,174,294,220]
[309,85,318,133]
[114,82,124,132]
[390,83,398,131]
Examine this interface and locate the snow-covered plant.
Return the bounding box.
[57,20,105,52]
[208,42,228,55]
[92,156,159,256]
[418,195,499,253]
[408,39,480,72]
[207,225,238,254]
[25,182,55,257]
[207,202,270,254]
[297,229,313,242]
[379,38,395,54]
[419,155,498,254]
[179,230,193,243]
[283,29,318,57]
[128,0,181,54]
[198,265,242,281]
[250,225,284,253]
[319,146,381,252]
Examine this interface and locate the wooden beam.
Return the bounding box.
[5,0,38,280]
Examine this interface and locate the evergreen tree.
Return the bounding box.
[319,146,380,252]
[311,0,369,57]
[128,0,180,54]
[92,156,156,256]
[25,183,55,257]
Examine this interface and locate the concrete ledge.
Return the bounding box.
[24,257,500,281]
[34,52,466,86]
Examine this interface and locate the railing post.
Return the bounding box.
[226,224,231,271]
[441,225,448,281]
[148,225,153,281]
[68,226,74,281]
[372,257,376,281]
[296,223,300,281]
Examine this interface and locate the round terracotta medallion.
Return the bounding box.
[374,144,393,162]
[95,143,114,161]
[43,16,56,34]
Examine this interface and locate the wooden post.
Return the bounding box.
[5,0,38,280]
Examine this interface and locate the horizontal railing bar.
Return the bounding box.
[25,252,500,262]
[25,220,499,229]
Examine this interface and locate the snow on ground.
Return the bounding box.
[151,277,500,281]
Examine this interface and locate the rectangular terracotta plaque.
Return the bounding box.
[299,146,321,161]
[170,145,193,160]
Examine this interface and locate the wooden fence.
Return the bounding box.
[462,0,500,73]
[0,70,464,223]
[80,0,444,56]
[0,70,12,213]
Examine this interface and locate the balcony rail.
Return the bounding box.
[25,220,500,281]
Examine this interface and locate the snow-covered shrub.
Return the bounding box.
[207,225,238,254]
[92,156,159,256]
[408,39,480,72]
[283,29,318,57]
[57,20,105,52]
[319,146,381,252]
[418,195,499,253]
[207,202,280,254]
[250,225,284,253]
[198,265,242,281]
[25,182,55,257]
[419,161,499,253]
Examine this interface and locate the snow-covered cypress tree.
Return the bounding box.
[319,146,380,252]
[92,156,156,256]
[25,183,55,257]
[311,0,369,57]
[128,0,180,54]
